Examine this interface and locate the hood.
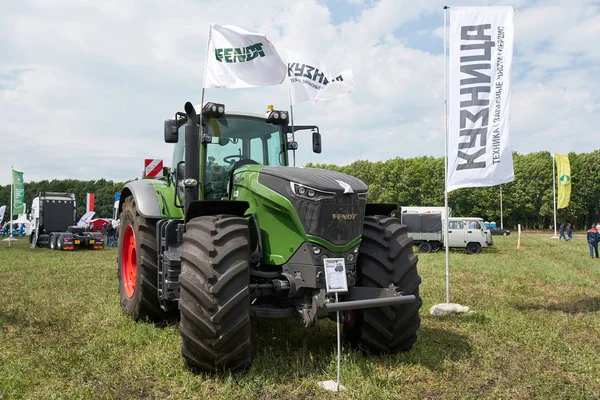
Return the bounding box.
[258,166,368,194]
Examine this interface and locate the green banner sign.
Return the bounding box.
[12,170,25,216]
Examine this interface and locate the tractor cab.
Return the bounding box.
[165,102,321,205]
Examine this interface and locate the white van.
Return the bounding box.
[446,217,493,254]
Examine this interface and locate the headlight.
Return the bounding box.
[289,182,335,201]
[266,109,290,125]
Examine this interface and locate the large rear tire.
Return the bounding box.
[117,196,174,322]
[345,216,422,353]
[179,215,252,372]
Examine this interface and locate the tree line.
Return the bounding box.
[307,150,600,230]
[1,150,599,229]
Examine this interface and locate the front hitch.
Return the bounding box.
[296,284,417,327]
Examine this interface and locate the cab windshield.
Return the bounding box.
[203,115,286,199]
[204,115,286,169]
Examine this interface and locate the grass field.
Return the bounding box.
[1,234,599,399]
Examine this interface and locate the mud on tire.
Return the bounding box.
[345,216,422,353]
[117,196,175,322]
[179,215,252,372]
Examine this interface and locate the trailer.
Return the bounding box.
[30,192,104,250]
[401,213,444,253]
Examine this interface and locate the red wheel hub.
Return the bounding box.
[121,225,137,298]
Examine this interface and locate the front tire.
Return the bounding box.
[117,196,173,322]
[345,216,422,353]
[179,215,252,372]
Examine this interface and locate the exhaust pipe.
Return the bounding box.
[183,102,199,213]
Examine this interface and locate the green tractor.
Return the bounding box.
[117,101,422,372]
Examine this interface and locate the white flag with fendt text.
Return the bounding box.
[447,6,514,192]
[203,24,287,89]
[286,49,355,104]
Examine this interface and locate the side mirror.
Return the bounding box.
[287,141,298,151]
[164,119,178,143]
[312,131,322,154]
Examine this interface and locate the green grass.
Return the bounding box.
[1,235,599,399]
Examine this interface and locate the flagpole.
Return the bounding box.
[287,88,296,167]
[10,166,14,246]
[500,185,503,230]
[552,152,557,238]
[443,5,450,304]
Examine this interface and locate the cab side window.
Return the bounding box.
[449,221,464,230]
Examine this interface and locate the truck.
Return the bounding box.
[29,192,105,250]
[401,212,493,254]
[116,101,422,372]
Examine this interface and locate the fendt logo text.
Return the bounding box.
[215,43,266,63]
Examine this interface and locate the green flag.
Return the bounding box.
[12,170,25,216]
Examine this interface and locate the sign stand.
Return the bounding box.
[317,258,347,392]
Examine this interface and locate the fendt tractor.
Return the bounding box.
[30,192,105,250]
[117,102,422,371]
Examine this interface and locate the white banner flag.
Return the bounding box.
[286,49,355,104]
[0,205,5,224]
[77,211,96,228]
[447,6,514,192]
[204,24,287,89]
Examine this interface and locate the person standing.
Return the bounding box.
[559,223,566,240]
[586,224,599,259]
[566,223,573,242]
[107,224,115,248]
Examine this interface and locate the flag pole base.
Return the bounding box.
[430,303,471,316]
[317,381,346,392]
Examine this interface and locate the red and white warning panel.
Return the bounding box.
[86,193,95,212]
[144,159,164,178]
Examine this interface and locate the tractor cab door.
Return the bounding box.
[203,136,245,200]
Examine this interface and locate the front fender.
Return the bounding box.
[119,180,162,219]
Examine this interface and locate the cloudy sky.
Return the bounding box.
[1,0,598,185]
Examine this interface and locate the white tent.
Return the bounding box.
[15,214,32,225]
